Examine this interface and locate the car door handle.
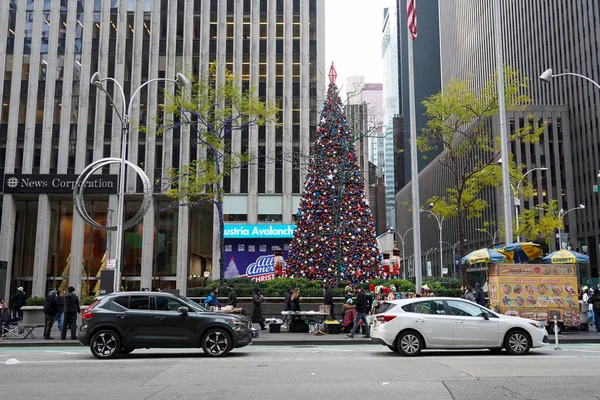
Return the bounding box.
[454,320,463,324]
[414,319,425,323]
[154,316,166,321]
[116,315,126,319]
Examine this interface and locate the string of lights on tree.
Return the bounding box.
[286,63,382,285]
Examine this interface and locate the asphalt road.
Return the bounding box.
[2,344,599,399]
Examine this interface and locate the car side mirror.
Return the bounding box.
[481,312,489,320]
[177,306,189,316]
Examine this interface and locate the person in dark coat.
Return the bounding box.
[474,282,487,307]
[251,288,266,330]
[323,286,335,320]
[11,287,26,321]
[227,285,238,308]
[43,289,57,340]
[346,287,370,339]
[61,286,80,340]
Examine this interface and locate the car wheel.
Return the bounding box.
[90,330,121,360]
[202,329,232,357]
[396,331,423,357]
[504,330,531,355]
[387,345,399,353]
[119,348,134,355]
[547,322,562,335]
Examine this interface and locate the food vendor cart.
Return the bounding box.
[488,263,580,333]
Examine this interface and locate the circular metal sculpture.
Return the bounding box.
[74,157,153,231]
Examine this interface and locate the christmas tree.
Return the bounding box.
[224,256,239,279]
[287,63,381,285]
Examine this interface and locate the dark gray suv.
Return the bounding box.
[78,292,252,359]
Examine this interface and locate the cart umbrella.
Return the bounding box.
[541,249,589,264]
[461,248,507,265]
[501,242,543,263]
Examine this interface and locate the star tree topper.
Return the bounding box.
[328,61,337,84]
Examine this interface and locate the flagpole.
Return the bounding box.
[494,0,513,245]
[407,0,422,292]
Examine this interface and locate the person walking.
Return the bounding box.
[54,289,64,332]
[463,286,476,302]
[323,286,335,320]
[346,287,370,339]
[587,289,600,332]
[61,286,81,340]
[11,287,26,321]
[251,288,266,330]
[227,285,238,308]
[43,289,57,340]
[474,282,486,307]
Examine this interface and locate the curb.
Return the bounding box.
[1,338,599,347]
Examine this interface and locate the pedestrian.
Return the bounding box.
[323,286,335,320]
[290,287,301,311]
[141,287,150,292]
[227,285,238,308]
[464,286,476,302]
[61,286,80,340]
[204,287,221,309]
[346,287,370,339]
[588,289,600,332]
[54,289,64,332]
[43,289,57,340]
[251,288,266,330]
[474,282,486,307]
[11,287,26,321]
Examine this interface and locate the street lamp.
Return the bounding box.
[558,204,585,250]
[498,159,547,242]
[387,227,413,280]
[441,239,467,278]
[539,69,600,90]
[475,228,500,246]
[90,72,190,292]
[420,204,444,277]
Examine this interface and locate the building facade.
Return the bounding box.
[0,0,324,299]
[436,1,600,274]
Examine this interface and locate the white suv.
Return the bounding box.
[370,297,548,356]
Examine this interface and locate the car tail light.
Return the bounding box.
[81,301,99,320]
[376,315,397,323]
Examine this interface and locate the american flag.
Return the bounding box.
[407,0,418,40]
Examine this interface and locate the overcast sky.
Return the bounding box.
[325,0,388,96]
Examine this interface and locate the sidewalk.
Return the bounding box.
[1,326,600,347]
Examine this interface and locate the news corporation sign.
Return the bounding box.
[224,224,296,239]
[3,174,118,194]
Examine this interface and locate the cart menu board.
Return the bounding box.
[488,264,579,327]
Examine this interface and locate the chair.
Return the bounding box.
[0,319,20,340]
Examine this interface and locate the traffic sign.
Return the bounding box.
[107,259,116,269]
[594,185,600,193]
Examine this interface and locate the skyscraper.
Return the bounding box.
[0,0,324,298]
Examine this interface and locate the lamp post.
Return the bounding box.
[387,227,413,280]
[540,69,600,90]
[421,204,444,277]
[498,159,548,242]
[475,228,500,247]
[442,239,466,278]
[89,72,190,292]
[557,205,585,250]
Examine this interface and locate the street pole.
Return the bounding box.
[407,0,422,292]
[88,72,190,293]
[494,0,513,245]
[438,226,443,277]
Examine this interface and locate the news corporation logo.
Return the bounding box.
[6,177,19,189]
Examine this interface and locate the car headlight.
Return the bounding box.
[529,321,544,329]
[226,319,247,329]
